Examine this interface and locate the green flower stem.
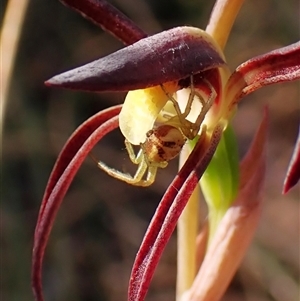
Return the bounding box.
[199,124,239,243]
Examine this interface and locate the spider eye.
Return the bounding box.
[146,129,154,138]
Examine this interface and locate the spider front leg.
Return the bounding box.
[90,143,152,187]
[92,124,184,187]
[190,79,217,137]
[124,139,161,186]
[162,75,216,140]
[93,157,156,187]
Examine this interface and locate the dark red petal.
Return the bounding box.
[128,125,223,301]
[32,106,121,301]
[283,128,300,194]
[59,0,147,45]
[46,27,225,92]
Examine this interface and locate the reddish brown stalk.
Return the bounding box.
[128,125,223,301]
[59,0,147,45]
[32,105,121,301]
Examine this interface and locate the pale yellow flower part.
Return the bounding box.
[119,82,177,145]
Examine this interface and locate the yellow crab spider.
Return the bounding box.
[93,75,216,186]
[92,124,186,186]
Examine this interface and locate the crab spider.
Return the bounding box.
[92,75,216,186]
[91,125,186,186]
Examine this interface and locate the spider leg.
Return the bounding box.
[144,166,158,186]
[95,157,149,185]
[90,143,161,187]
[193,80,217,130]
[162,75,215,140]
[124,139,143,164]
[135,161,167,187]
[160,84,186,127]
[124,139,163,186]
[161,75,196,120]
[181,75,196,118]
[183,78,217,139]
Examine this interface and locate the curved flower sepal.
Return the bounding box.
[32,105,122,301]
[224,41,300,118]
[181,109,268,301]
[46,26,226,92]
[128,123,224,301]
[59,0,147,45]
[222,41,300,191]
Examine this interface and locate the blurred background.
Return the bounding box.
[1,0,299,300]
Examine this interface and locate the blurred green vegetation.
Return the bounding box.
[2,1,299,301]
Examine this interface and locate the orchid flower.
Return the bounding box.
[32,0,300,301]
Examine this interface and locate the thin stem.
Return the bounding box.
[205,0,245,50]
[176,0,245,297]
[1,0,30,134]
[176,174,199,300]
[176,134,207,300]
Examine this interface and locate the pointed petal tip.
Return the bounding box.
[44,77,57,87]
[44,80,51,87]
[282,174,299,194]
[44,68,101,91]
[44,73,70,88]
[282,131,300,194]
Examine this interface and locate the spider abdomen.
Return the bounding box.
[143,125,186,164]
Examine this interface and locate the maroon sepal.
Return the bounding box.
[46,27,225,92]
[32,105,121,301]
